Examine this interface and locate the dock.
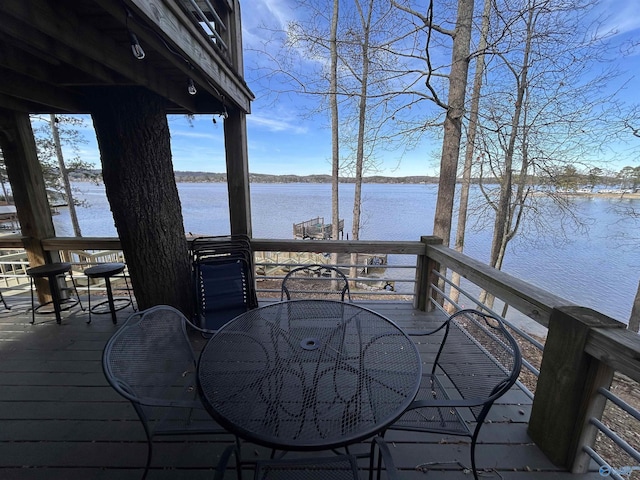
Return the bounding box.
[293,217,344,239]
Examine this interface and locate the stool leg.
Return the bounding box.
[69,271,84,311]
[47,275,63,325]
[30,276,35,324]
[124,273,136,312]
[0,291,9,310]
[104,277,117,324]
[87,278,92,324]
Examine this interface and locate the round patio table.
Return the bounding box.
[197,299,421,451]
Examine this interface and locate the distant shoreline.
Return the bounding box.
[548,191,640,199]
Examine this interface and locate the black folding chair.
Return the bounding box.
[214,437,400,480]
[387,309,522,480]
[102,305,236,479]
[280,264,351,301]
[190,235,258,330]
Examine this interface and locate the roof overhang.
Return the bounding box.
[0,0,254,115]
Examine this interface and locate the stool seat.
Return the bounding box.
[84,262,133,324]
[27,262,72,278]
[84,262,125,279]
[27,262,79,324]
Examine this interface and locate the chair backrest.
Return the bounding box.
[190,234,252,263]
[189,235,258,330]
[434,309,522,422]
[102,305,199,409]
[280,264,351,301]
[195,256,257,330]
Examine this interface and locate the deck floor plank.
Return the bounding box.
[0,297,602,479]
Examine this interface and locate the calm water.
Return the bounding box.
[54,182,640,323]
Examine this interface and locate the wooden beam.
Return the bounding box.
[102,0,254,113]
[427,243,572,327]
[528,306,623,468]
[0,109,58,301]
[250,239,429,255]
[224,109,252,236]
[585,327,640,383]
[0,0,202,112]
[0,67,86,113]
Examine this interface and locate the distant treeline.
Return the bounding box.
[71,170,441,184]
[178,172,442,184]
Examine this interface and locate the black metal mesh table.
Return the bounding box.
[197,300,422,450]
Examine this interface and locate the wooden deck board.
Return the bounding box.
[0,296,602,479]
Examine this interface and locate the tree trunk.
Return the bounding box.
[629,281,640,332]
[89,87,193,316]
[433,0,474,246]
[450,0,491,307]
[350,0,373,280]
[330,0,340,273]
[489,6,534,269]
[50,114,81,237]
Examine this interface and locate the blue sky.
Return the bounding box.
[70,0,639,177]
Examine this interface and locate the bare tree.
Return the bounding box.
[450,0,491,307]
[392,0,475,245]
[50,115,81,237]
[470,0,624,281]
[32,115,97,237]
[330,0,341,280]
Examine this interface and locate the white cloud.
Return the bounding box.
[242,0,296,48]
[172,130,219,140]
[248,113,309,134]
[596,1,640,37]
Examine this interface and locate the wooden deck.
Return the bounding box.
[0,295,602,479]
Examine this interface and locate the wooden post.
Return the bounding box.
[224,108,252,237]
[414,236,442,311]
[528,306,624,468]
[0,108,58,302]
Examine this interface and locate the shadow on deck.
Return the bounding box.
[0,295,601,479]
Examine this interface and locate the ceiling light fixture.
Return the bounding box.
[129,31,145,60]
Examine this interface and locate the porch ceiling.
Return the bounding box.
[0,0,253,115]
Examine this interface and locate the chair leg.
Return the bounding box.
[142,437,153,480]
[214,442,243,480]
[470,436,479,480]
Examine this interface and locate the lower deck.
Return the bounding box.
[0,296,601,479]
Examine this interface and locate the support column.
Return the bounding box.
[415,236,442,311]
[224,108,252,237]
[528,306,624,468]
[0,108,57,302]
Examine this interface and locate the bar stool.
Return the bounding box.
[27,262,80,325]
[84,262,134,324]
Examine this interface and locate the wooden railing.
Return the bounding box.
[1,233,639,472]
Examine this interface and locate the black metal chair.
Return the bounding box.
[387,309,522,480]
[190,235,258,330]
[214,437,399,480]
[102,305,234,480]
[280,264,351,301]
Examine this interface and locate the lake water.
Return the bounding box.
[53,182,640,324]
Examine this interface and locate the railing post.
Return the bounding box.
[528,306,624,469]
[414,236,441,311]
